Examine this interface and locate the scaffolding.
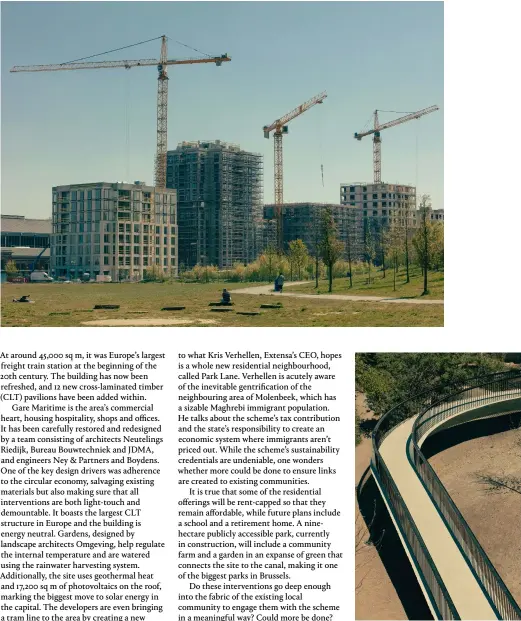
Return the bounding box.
[262,202,363,260]
[167,141,263,269]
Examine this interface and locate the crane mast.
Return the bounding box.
[263,91,327,252]
[10,36,231,188]
[155,36,169,188]
[354,105,439,183]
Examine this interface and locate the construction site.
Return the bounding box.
[6,33,442,284]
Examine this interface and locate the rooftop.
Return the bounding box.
[1,215,52,234]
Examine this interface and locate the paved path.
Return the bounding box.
[233,282,443,306]
[380,417,496,620]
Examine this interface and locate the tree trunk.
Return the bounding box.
[328,263,333,292]
[405,237,410,284]
[348,256,353,288]
[315,255,319,289]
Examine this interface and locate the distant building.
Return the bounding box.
[429,208,444,222]
[340,182,416,228]
[51,182,177,282]
[167,141,263,269]
[263,203,361,259]
[1,214,52,276]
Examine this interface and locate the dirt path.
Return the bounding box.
[355,393,406,620]
[428,422,521,605]
[234,282,443,305]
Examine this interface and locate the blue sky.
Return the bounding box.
[1,1,443,218]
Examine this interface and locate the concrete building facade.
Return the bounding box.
[51,182,177,282]
[340,182,417,229]
[166,141,263,269]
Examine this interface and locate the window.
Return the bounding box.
[373,202,377,207]
[349,186,355,192]
[372,194,377,199]
[363,186,367,192]
[350,195,355,201]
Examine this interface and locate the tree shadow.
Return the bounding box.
[356,467,434,620]
[421,411,521,459]
[359,418,378,437]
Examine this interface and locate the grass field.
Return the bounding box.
[286,267,444,299]
[1,279,443,327]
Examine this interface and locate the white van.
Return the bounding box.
[30,271,53,282]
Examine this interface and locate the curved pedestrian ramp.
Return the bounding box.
[370,371,521,620]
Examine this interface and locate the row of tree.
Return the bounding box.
[175,194,444,292]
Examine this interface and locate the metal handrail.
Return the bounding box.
[411,372,521,620]
[371,369,521,620]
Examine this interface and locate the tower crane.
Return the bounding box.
[263,91,327,252]
[354,105,439,184]
[10,35,231,188]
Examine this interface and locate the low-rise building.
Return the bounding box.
[1,214,52,278]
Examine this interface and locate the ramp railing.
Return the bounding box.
[371,369,521,620]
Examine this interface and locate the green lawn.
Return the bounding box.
[286,266,444,299]
[1,279,443,327]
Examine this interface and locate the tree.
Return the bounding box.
[355,353,507,419]
[262,245,278,282]
[387,219,402,292]
[363,221,376,285]
[287,239,309,281]
[143,264,167,282]
[345,218,354,289]
[430,222,444,271]
[307,209,322,289]
[5,260,18,278]
[412,194,438,295]
[320,207,344,293]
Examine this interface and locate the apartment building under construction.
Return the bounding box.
[166,141,263,269]
[263,203,362,260]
